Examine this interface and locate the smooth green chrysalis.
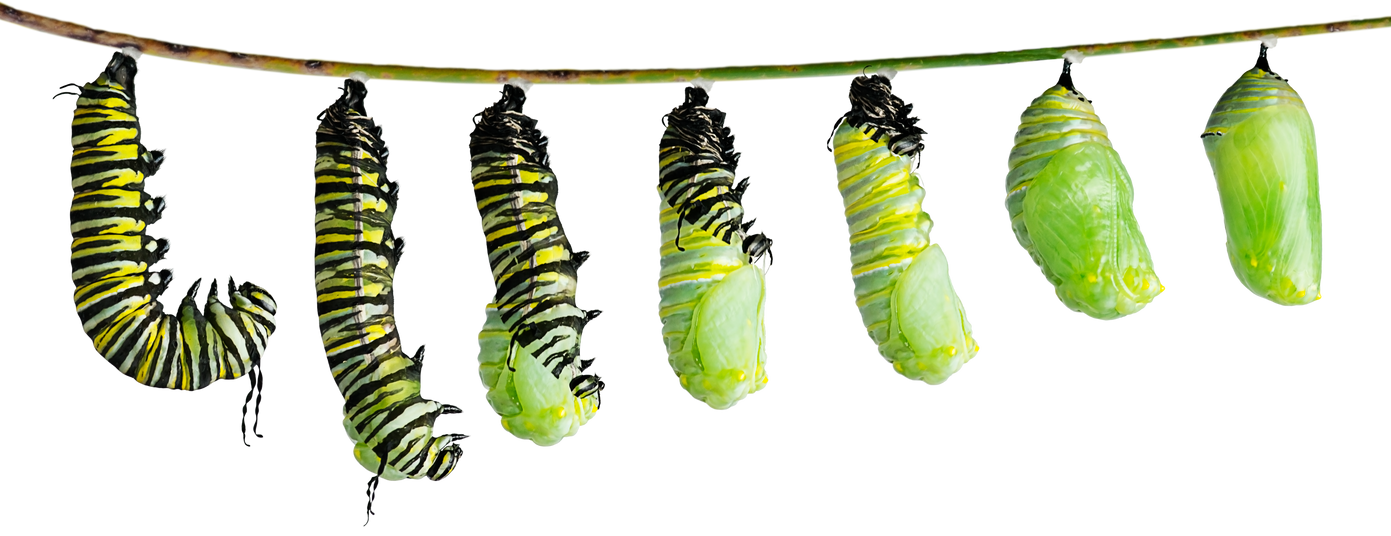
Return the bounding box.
[1201,43,1321,305]
[1005,58,1163,320]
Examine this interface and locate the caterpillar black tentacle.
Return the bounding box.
[67,51,278,440]
[472,84,603,445]
[313,78,466,510]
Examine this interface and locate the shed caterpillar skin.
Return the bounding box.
[1005,61,1163,319]
[313,79,466,514]
[67,51,277,443]
[471,85,603,445]
[1201,45,1321,305]
[829,75,977,384]
[657,86,771,409]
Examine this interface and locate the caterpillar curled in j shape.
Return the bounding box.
[66,50,279,445]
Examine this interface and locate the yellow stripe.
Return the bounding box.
[74,275,144,309]
[851,256,914,278]
[73,110,136,124]
[71,144,139,166]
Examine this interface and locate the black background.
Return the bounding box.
[10,4,1379,529]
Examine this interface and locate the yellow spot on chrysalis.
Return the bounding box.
[1142,279,1150,290]
[501,419,512,431]
[1159,284,1166,293]
[1296,290,1306,299]
[893,362,904,373]
[1315,293,1322,301]
[736,370,746,382]
[761,375,768,384]
[1087,273,1098,283]
[915,361,927,370]
[554,407,566,419]
[1250,259,1259,267]
[1279,182,1286,191]
[679,375,688,387]
[1092,205,1101,213]
[524,421,535,431]
[946,346,957,357]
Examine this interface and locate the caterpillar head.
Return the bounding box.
[232,278,278,317]
[841,74,925,157]
[344,406,475,481]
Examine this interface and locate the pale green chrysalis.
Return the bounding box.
[1005,60,1163,320]
[1202,44,1322,305]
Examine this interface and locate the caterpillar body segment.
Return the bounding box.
[657,86,770,409]
[313,79,466,494]
[830,75,976,384]
[67,51,278,438]
[470,85,603,445]
[1201,46,1321,305]
[1005,62,1162,319]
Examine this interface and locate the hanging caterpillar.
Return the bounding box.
[471,83,604,445]
[828,73,977,384]
[66,50,277,443]
[1201,43,1321,305]
[1005,58,1162,319]
[314,77,468,520]
[657,84,771,409]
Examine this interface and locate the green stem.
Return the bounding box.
[2,3,1387,84]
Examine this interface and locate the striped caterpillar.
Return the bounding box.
[1201,44,1321,305]
[657,84,771,408]
[1005,59,1162,319]
[66,50,277,443]
[471,84,604,445]
[313,77,467,520]
[829,74,977,384]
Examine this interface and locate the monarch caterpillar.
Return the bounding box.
[66,50,278,444]
[1201,44,1321,305]
[657,84,771,409]
[471,83,604,445]
[1005,59,1162,319]
[829,73,977,384]
[314,77,467,520]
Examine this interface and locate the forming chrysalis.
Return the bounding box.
[829,74,977,384]
[471,84,604,445]
[1005,60,1162,319]
[656,85,771,409]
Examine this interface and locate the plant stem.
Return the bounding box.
[5,1,1385,86]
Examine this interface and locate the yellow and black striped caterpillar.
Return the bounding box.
[657,85,771,408]
[471,84,603,445]
[313,78,467,518]
[67,50,278,443]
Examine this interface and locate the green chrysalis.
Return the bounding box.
[1005,60,1162,320]
[1201,44,1321,305]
